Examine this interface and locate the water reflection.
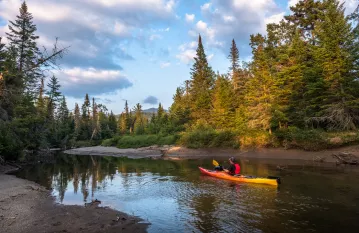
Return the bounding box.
[15,154,359,233]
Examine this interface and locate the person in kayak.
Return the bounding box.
[224,157,240,175]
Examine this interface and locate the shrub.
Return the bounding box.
[116,134,178,149]
[239,130,273,149]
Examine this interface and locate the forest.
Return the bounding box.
[2,0,359,161]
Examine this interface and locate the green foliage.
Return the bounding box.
[179,122,239,149]
[115,135,178,148]
[189,35,215,122]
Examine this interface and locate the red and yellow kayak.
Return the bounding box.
[199,167,280,186]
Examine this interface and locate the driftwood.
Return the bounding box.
[332,152,358,165]
[85,199,101,207]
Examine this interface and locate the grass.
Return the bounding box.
[102,134,179,149]
[101,128,359,151]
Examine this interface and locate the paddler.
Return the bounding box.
[224,157,240,175]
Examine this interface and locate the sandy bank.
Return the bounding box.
[64,145,359,163]
[0,165,148,233]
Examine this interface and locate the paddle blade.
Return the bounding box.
[212,159,219,167]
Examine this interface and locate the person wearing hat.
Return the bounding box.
[224,157,241,175]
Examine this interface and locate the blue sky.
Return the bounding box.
[0,0,357,113]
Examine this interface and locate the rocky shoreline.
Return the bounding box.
[0,165,148,233]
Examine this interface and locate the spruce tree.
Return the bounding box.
[310,0,359,129]
[133,103,145,134]
[228,39,241,89]
[6,1,41,93]
[46,75,61,119]
[74,103,81,135]
[108,111,117,134]
[246,34,277,133]
[189,35,215,122]
[210,74,235,129]
[285,0,324,44]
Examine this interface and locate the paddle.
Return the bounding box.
[213,159,230,173]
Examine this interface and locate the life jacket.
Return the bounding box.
[234,163,240,175]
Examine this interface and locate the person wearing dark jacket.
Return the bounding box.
[224,157,240,175]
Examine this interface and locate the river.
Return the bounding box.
[15,153,359,233]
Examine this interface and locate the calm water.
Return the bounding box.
[15,154,359,233]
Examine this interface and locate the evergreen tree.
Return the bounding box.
[210,74,236,129]
[46,75,61,119]
[6,1,41,94]
[228,39,241,89]
[309,0,359,129]
[189,35,215,122]
[118,113,127,134]
[57,96,71,146]
[108,111,117,134]
[285,0,324,44]
[80,93,91,139]
[74,103,81,135]
[169,86,191,128]
[133,103,145,134]
[90,98,101,140]
[0,37,5,73]
[246,34,277,133]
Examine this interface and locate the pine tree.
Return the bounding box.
[246,34,277,133]
[74,103,81,135]
[90,98,101,140]
[210,74,236,129]
[309,0,359,129]
[285,0,324,43]
[46,75,61,119]
[6,1,41,93]
[118,113,127,134]
[189,34,215,122]
[80,93,91,139]
[57,96,71,146]
[133,103,145,134]
[228,39,241,89]
[169,86,191,128]
[108,111,117,134]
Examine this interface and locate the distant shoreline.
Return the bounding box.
[63,145,359,164]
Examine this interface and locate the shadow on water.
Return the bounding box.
[15,153,359,233]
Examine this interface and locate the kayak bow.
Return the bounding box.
[199,167,280,186]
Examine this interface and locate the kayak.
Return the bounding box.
[199,167,280,186]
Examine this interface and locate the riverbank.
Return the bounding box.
[63,145,359,163]
[0,165,148,233]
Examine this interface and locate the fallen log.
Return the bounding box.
[332,153,358,165]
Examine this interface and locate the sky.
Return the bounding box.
[0,0,357,113]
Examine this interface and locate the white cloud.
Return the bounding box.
[196,20,215,40]
[178,41,197,51]
[264,12,285,25]
[160,62,171,68]
[185,13,195,22]
[176,49,196,64]
[201,2,212,11]
[54,67,132,97]
[189,0,283,54]
[288,0,299,8]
